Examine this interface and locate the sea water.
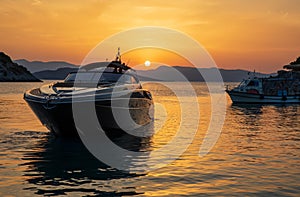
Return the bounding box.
[0,82,299,196]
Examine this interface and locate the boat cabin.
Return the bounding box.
[64,71,139,85]
[233,78,263,94]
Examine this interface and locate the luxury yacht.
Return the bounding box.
[24,50,153,136]
[226,60,300,104]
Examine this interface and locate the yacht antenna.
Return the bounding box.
[116,47,121,62]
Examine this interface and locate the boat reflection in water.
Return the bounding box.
[229,102,300,135]
[22,131,152,196]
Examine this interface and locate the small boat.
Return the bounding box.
[24,49,153,137]
[226,59,300,104]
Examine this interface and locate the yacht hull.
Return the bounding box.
[24,90,153,137]
[226,90,300,104]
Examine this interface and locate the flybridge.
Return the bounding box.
[81,48,135,73]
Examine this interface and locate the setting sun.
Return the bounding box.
[0,1,299,73]
[145,60,151,67]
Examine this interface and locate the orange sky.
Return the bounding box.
[0,0,299,73]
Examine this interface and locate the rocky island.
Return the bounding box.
[0,52,41,82]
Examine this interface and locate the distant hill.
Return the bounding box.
[137,66,269,82]
[34,67,78,80]
[0,52,41,82]
[14,59,78,73]
[34,64,269,82]
[32,62,109,79]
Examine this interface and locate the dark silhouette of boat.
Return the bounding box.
[226,58,300,103]
[24,49,153,137]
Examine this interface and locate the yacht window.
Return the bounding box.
[97,73,120,83]
[247,80,259,86]
[64,73,76,82]
[239,80,248,87]
[131,76,138,84]
[107,74,138,84]
[118,75,135,84]
[247,80,255,86]
[64,72,138,84]
[65,73,96,82]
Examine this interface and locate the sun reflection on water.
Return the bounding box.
[0,82,299,196]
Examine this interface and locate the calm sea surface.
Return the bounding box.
[0,82,299,196]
